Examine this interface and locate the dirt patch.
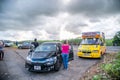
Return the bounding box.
[80,52,116,80]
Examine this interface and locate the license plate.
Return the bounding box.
[34,66,41,70]
[84,53,90,56]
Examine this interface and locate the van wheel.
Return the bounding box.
[99,52,103,59]
[104,49,106,54]
[54,57,61,71]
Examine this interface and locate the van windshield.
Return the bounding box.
[81,38,99,45]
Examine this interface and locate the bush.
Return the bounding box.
[105,39,113,46]
[102,52,120,79]
[101,63,112,73]
[92,75,101,80]
[113,31,120,46]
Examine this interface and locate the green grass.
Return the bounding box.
[105,39,113,46]
[92,52,120,79]
[16,38,113,46]
[11,44,18,48]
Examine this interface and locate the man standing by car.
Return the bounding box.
[32,38,39,48]
[0,40,4,60]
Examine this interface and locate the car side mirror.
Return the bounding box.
[30,45,35,52]
[30,49,34,52]
[56,47,60,51]
[56,47,61,53]
[100,42,104,46]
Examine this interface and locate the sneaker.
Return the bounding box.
[68,62,70,64]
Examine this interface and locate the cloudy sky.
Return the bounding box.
[0,0,120,41]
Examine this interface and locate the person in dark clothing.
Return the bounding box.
[0,40,4,60]
[16,41,18,46]
[32,38,39,48]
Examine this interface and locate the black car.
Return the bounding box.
[18,42,33,49]
[25,42,74,72]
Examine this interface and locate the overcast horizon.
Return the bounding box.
[0,0,120,41]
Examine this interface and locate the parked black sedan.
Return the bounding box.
[18,42,33,49]
[25,42,74,72]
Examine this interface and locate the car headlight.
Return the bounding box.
[92,50,99,53]
[26,56,32,64]
[46,57,57,62]
[94,45,98,48]
[46,57,57,65]
[78,45,82,49]
[78,49,82,52]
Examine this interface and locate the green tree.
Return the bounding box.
[113,31,120,46]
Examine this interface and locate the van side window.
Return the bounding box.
[99,39,104,46]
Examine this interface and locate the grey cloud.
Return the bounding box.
[0,0,120,40]
[65,22,88,34]
[1,0,62,15]
[89,18,101,23]
[48,34,60,40]
[32,30,42,36]
[0,0,119,31]
[67,0,120,17]
[0,0,62,31]
[117,16,120,24]
[44,26,60,35]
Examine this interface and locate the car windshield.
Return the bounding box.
[81,38,99,45]
[34,44,56,52]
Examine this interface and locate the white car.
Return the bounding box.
[4,41,14,47]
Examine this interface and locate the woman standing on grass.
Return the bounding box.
[61,40,70,70]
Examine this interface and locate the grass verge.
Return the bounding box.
[80,52,119,80]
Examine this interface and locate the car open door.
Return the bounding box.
[68,44,74,61]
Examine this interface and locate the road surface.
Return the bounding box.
[0,46,120,80]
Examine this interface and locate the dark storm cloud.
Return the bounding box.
[0,0,120,40]
[67,0,120,17]
[0,0,120,31]
[0,0,62,31]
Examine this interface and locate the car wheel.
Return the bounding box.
[25,63,32,72]
[54,57,62,71]
[18,46,21,49]
[28,68,32,72]
[99,52,103,59]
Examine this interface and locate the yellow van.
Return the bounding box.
[77,32,106,58]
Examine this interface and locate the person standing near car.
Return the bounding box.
[0,40,4,60]
[61,40,70,70]
[32,38,39,48]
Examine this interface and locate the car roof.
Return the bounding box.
[42,42,61,44]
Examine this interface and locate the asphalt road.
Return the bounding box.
[0,46,120,80]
